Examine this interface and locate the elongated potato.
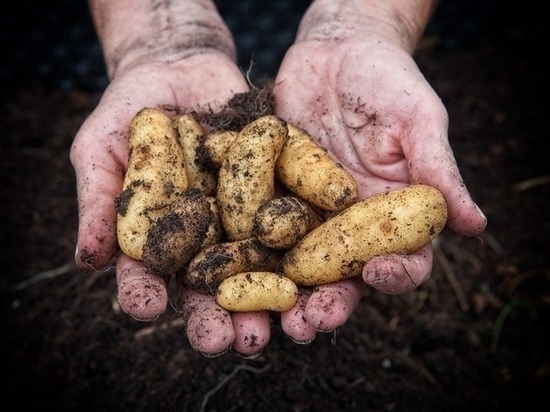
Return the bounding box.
[142,188,212,276]
[253,196,324,249]
[215,272,298,312]
[174,114,217,195]
[280,184,448,286]
[276,124,358,212]
[217,115,288,240]
[185,238,283,294]
[116,108,187,260]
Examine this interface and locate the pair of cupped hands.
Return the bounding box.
[70,37,486,357]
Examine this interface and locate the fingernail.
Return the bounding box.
[237,351,263,360]
[289,336,316,345]
[385,275,398,288]
[475,203,487,222]
[200,348,228,358]
[315,328,335,334]
[368,273,397,288]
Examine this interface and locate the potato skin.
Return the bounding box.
[215,272,299,312]
[217,115,288,240]
[116,108,187,260]
[276,124,358,212]
[199,196,223,249]
[253,196,324,249]
[196,130,238,171]
[185,238,283,294]
[142,188,212,276]
[280,184,448,286]
[174,114,217,195]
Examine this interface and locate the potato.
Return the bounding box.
[174,114,217,195]
[252,196,325,249]
[276,124,358,212]
[280,184,448,286]
[199,196,223,249]
[185,238,283,294]
[196,130,238,171]
[116,107,187,260]
[217,115,288,240]
[215,272,299,312]
[142,188,213,276]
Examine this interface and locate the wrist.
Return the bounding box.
[88,0,236,79]
[297,0,438,53]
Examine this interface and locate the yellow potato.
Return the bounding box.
[252,196,324,249]
[280,184,448,286]
[217,115,288,240]
[276,124,358,212]
[215,272,299,312]
[174,114,217,195]
[116,107,187,260]
[185,238,282,294]
[142,188,213,276]
[197,130,238,170]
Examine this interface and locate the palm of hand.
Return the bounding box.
[273,39,449,198]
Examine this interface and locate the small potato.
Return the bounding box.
[185,238,283,294]
[215,272,299,312]
[217,115,288,240]
[253,196,324,249]
[142,188,213,276]
[196,130,238,171]
[276,124,358,212]
[280,184,448,286]
[116,107,187,260]
[174,114,217,195]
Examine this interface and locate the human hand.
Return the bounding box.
[273,13,486,342]
[70,52,279,357]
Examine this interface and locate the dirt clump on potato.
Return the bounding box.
[114,184,135,216]
[142,188,214,276]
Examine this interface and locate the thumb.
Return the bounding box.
[362,244,433,294]
[406,128,486,237]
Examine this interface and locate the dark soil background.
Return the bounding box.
[1,1,548,411]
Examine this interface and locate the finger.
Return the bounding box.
[418,165,486,237]
[115,254,169,321]
[280,289,317,344]
[179,288,235,357]
[70,116,128,272]
[362,244,433,294]
[304,277,365,332]
[407,124,487,237]
[71,157,122,271]
[231,311,272,358]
